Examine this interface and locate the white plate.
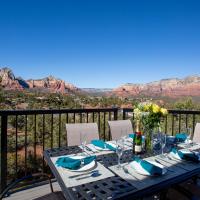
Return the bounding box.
[177,140,193,148]
[106,141,117,148]
[93,146,110,151]
[169,149,200,161]
[62,155,97,172]
[92,142,115,151]
[169,151,183,160]
[129,160,167,176]
[167,136,175,140]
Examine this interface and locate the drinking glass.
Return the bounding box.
[116,139,124,169]
[121,128,128,142]
[153,133,162,155]
[80,132,87,154]
[185,127,192,146]
[80,132,87,167]
[161,133,166,156]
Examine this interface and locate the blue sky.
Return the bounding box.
[0,0,200,88]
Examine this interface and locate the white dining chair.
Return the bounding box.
[192,123,200,143]
[108,119,133,140]
[66,123,99,146]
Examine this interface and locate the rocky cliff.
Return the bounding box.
[1,67,200,97]
[113,76,200,97]
[26,76,78,93]
[0,68,24,90]
[0,67,79,93]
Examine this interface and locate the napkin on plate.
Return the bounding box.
[91,140,116,151]
[171,148,199,163]
[132,156,163,176]
[56,155,96,170]
[175,133,187,142]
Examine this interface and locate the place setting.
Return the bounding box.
[108,134,167,186]
[165,148,200,170]
[124,156,167,177]
[156,143,200,171]
[162,127,200,152]
[109,152,170,190]
[76,131,118,155]
[174,128,197,148]
[109,129,200,189]
[84,128,135,154]
[51,153,115,187]
[50,133,115,187]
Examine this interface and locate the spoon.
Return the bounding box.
[76,171,101,180]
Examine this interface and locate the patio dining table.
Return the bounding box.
[43,141,200,200]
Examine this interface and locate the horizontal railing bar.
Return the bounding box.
[0,108,119,116]
[1,108,200,116]
[122,108,200,115]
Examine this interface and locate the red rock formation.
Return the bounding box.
[2,67,200,97]
[0,67,24,90]
[26,76,79,93]
[0,67,79,94]
[113,76,200,97]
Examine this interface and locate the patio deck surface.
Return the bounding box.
[3,182,61,200]
[2,181,194,200]
[4,177,200,200]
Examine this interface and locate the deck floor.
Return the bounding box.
[3,182,61,200]
[3,181,199,200]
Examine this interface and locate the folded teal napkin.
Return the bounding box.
[175,133,187,142]
[129,133,135,139]
[91,140,116,151]
[56,155,96,170]
[171,148,199,163]
[133,156,163,176]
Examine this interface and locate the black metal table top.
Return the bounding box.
[44,144,200,200]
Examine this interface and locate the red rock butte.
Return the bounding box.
[112,76,200,97]
[1,67,200,97]
[0,67,79,94]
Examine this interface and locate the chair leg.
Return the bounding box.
[192,176,198,184]
[33,173,54,193]
[173,185,193,199]
[160,189,168,200]
[48,177,54,193]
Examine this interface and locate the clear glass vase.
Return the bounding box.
[145,129,153,154]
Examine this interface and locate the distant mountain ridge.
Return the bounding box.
[1,67,200,97]
[112,75,200,97]
[0,67,79,94]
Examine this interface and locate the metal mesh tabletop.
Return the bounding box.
[44,144,200,200]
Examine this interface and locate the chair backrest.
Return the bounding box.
[66,123,99,146]
[192,123,200,143]
[108,120,133,140]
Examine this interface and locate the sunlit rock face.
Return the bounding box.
[112,76,200,97]
[0,67,24,90]
[0,67,80,93]
[27,76,79,93]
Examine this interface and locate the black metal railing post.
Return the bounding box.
[122,109,126,120]
[113,108,118,120]
[0,115,8,193]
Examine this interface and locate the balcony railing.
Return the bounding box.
[0,107,200,193]
[123,108,200,135]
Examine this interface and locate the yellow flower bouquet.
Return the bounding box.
[134,102,168,129]
[133,102,168,152]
